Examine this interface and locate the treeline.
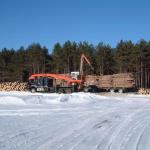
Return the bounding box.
[0,40,150,88]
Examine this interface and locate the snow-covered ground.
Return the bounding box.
[0,92,150,150]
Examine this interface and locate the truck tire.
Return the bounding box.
[31,88,36,93]
[110,88,115,93]
[58,88,64,94]
[65,88,72,94]
[118,88,123,93]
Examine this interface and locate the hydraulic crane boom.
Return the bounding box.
[80,54,94,76]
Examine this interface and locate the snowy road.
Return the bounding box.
[0,92,150,150]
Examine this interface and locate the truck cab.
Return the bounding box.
[28,76,55,92]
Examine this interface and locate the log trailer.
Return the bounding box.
[84,73,136,93]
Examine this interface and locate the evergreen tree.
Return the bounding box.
[96,42,114,75]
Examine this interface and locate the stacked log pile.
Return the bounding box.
[99,75,113,88]
[85,73,135,88]
[112,73,135,88]
[138,88,150,95]
[84,75,100,87]
[0,82,28,91]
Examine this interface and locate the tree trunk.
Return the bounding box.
[141,61,143,88]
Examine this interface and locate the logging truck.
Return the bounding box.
[28,54,92,93]
[28,73,82,93]
[28,54,136,93]
[28,72,136,93]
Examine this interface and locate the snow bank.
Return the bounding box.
[0,96,26,105]
[0,92,108,105]
[0,92,98,105]
[0,92,149,106]
[24,93,103,105]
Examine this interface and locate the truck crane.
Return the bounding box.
[80,54,94,80]
[28,54,94,93]
[71,54,94,81]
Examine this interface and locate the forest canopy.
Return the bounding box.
[0,40,149,83]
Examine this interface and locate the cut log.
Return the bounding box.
[0,82,28,91]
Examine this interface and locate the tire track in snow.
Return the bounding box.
[1,110,94,150]
[70,110,125,150]
[119,110,150,150]
[104,109,150,150]
[36,112,97,150]
[0,110,76,150]
[55,110,123,150]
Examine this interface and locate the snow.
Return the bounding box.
[0,96,26,105]
[0,92,150,150]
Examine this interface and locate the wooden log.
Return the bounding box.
[0,82,28,91]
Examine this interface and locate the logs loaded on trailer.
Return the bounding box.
[84,73,136,92]
[0,82,28,91]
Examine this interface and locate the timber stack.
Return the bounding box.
[84,73,135,89]
[84,75,100,87]
[138,88,150,95]
[0,82,28,91]
[99,75,113,88]
[112,73,135,88]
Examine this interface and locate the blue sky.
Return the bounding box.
[0,0,150,51]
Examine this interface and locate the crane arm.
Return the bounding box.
[80,54,94,76]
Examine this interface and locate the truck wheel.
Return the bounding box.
[58,88,64,94]
[110,89,115,93]
[31,88,36,93]
[66,88,72,94]
[118,89,123,93]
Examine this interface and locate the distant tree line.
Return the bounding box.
[0,40,150,88]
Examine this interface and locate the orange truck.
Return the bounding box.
[28,54,93,93]
[28,73,82,93]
